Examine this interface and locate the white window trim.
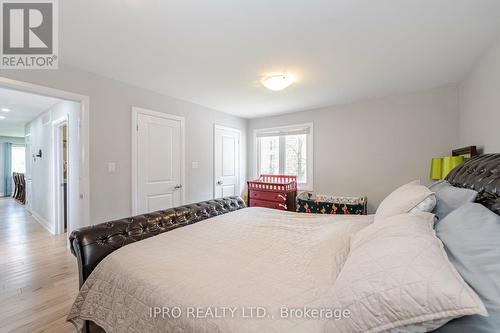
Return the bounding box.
[253,122,314,191]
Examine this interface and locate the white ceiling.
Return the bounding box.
[0,87,62,137]
[60,0,500,118]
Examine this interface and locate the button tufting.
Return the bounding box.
[71,195,247,287]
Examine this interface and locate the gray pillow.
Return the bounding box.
[434,203,500,333]
[428,179,448,191]
[429,180,478,220]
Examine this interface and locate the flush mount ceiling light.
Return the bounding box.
[1,108,10,112]
[262,74,294,91]
[0,115,6,119]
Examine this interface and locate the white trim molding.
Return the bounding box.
[52,116,69,235]
[0,76,91,235]
[131,107,186,215]
[32,210,54,234]
[253,122,314,191]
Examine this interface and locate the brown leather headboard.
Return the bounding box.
[445,154,500,215]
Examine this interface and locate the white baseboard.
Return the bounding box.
[31,211,55,235]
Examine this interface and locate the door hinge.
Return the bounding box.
[136,125,139,131]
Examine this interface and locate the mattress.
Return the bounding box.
[68,207,373,333]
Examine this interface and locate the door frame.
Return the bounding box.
[131,107,185,215]
[0,76,90,234]
[24,133,32,213]
[52,116,68,235]
[213,124,241,199]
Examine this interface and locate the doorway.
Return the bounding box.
[214,125,240,198]
[53,118,68,234]
[0,77,90,235]
[132,107,185,215]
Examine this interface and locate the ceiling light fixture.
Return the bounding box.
[0,115,6,119]
[262,74,294,91]
[1,108,10,112]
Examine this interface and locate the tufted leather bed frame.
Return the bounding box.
[69,196,246,333]
[68,155,498,333]
[69,196,246,288]
[69,155,499,286]
[69,154,499,287]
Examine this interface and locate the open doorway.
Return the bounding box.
[0,83,88,238]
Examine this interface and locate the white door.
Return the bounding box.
[214,126,240,198]
[134,109,184,215]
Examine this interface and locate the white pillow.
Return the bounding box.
[327,212,487,333]
[375,180,434,222]
[409,194,437,214]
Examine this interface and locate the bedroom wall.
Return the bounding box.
[247,86,459,213]
[1,67,247,224]
[458,36,500,153]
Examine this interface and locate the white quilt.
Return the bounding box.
[68,207,373,333]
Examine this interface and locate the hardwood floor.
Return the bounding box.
[0,198,78,333]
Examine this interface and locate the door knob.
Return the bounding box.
[217,180,224,185]
[174,184,183,189]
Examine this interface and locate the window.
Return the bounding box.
[255,123,313,190]
[11,145,26,174]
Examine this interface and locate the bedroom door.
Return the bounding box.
[214,125,240,198]
[133,108,185,215]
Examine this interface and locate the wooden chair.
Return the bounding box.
[19,173,25,204]
[12,172,18,200]
[11,173,26,204]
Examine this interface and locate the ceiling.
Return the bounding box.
[0,88,62,137]
[60,0,500,118]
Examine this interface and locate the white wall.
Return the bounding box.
[248,86,459,212]
[458,36,500,153]
[25,111,52,229]
[25,101,80,233]
[2,67,465,217]
[2,66,247,224]
[0,136,25,196]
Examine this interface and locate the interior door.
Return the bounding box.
[214,126,240,198]
[135,111,183,215]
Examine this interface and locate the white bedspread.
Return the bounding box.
[68,207,373,333]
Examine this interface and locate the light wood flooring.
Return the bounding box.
[0,198,78,333]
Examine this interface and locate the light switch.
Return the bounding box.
[191,161,199,169]
[108,162,116,173]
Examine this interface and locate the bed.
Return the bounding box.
[68,154,500,333]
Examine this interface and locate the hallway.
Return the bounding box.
[0,198,77,333]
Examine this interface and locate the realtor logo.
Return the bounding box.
[1,0,58,69]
